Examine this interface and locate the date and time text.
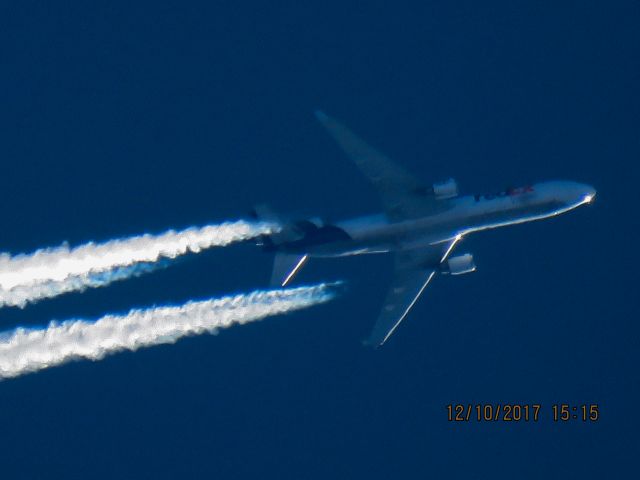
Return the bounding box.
[446,404,599,423]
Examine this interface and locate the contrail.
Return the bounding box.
[0,220,278,308]
[0,283,339,380]
[0,261,167,309]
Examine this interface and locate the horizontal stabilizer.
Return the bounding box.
[270,253,308,287]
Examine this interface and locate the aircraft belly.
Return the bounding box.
[323,214,459,256]
[302,227,451,258]
[305,239,393,258]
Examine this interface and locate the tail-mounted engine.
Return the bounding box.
[249,205,329,251]
[432,178,459,200]
[442,253,476,275]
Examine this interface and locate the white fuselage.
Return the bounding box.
[287,180,595,257]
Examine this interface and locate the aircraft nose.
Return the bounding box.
[549,181,596,206]
[581,184,597,204]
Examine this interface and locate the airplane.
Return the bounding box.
[251,111,596,347]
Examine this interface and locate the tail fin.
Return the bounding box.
[249,204,280,222]
[250,204,301,248]
[249,204,282,251]
[270,253,308,287]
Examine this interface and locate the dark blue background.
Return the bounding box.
[1,1,638,478]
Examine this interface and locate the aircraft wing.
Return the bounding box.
[363,237,460,347]
[315,110,442,221]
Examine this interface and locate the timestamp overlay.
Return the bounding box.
[446,404,600,423]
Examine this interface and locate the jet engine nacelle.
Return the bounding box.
[445,253,476,275]
[433,178,459,199]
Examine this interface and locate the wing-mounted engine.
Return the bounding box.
[432,178,459,200]
[442,253,476,275]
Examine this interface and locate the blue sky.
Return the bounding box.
[0,1,638,478]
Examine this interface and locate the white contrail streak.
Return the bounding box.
[0,283,338,380]
[0,262,166,309]
[0,220,278,308]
